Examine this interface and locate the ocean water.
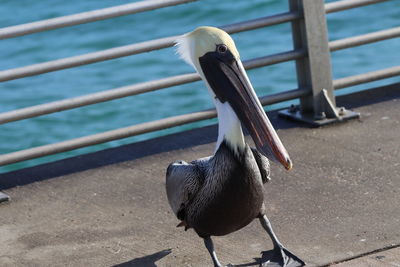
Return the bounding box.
[0,0,399,172]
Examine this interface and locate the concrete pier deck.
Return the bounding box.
[0,84,399,267]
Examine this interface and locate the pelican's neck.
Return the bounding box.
[214,99,245,155]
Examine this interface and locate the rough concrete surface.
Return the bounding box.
[0,84,399,267]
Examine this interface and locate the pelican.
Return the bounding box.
[166,26,305,267]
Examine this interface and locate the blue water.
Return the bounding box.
[0,0,399,172]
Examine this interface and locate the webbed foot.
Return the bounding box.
[260,246,305,267]
[258,214,305,267]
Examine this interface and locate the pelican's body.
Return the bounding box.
[167,142,269,237]
[166,27,304,267]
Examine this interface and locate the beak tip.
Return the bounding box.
[285,158,293,171]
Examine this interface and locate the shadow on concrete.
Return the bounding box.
[1,83,398,190]
[111,249,171,267]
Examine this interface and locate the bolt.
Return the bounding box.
[314,112,326,120]
[338,107,346,116]
[289,104,297,113]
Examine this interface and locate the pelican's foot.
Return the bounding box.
[260,246,305,267]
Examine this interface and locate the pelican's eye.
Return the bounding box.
[217,44,228,54]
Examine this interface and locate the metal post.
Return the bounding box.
[279,0,359,126]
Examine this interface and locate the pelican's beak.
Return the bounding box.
[199,48,292,170]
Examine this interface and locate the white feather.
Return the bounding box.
[214,99,245,155]
[175,34,195,68]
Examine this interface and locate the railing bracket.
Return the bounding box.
[0,192,10,203]
[279,89,360,127]
[279,105,360,127]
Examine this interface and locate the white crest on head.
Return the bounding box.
[175,33,195,68]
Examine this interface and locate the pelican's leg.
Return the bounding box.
[259,214,305,267]
[204,237,223,267]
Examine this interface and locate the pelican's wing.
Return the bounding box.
[166,161,205,220]
[251,148,271,183]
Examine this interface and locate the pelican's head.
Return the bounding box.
[176,26,292,170]
[176,26,238,69]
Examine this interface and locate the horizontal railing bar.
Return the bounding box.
[0,50,305,124]
[244,49,306,70]
[0,36,176,82]
[223,11,301,34]
[0,11,300,83]
[333,65,400,89]
[259,88,309,106]
[0,88,308,166]
[0,0,197,40]
[0,73,198,124]
[325,0,390,14]
[329,27,400,51]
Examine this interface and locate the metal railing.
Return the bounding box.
[0,0,399,167]
[0,0,198,40]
